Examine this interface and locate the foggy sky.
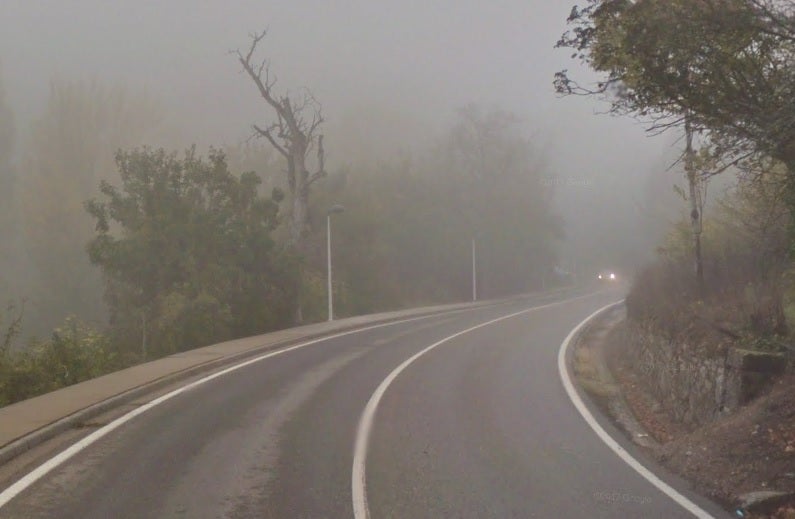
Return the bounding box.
[1,0,678,268]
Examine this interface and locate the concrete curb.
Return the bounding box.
[0,291,565,467]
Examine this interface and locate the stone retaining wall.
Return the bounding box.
[623,322,786,428]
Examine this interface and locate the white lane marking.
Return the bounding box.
[351,293,596,519]
[0,311,470,509]
[557,301,715,519]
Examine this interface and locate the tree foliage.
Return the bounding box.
[557,0,795,294]
[631,165,792,340]
[308,106,561,316]
[556,0,795,170]
[0,64,13,199]
[19,81,163,334]
[0,65,18,297]
[86,147,297,356]
[0,317,120,407]
[0,302,22,354]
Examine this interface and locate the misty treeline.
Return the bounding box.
[559,0,795,348]
[0,47,559,404]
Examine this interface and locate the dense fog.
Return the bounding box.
[0,1,689,339]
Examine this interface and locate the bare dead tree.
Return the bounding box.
[236,30,326,247]
[235,31,328,324]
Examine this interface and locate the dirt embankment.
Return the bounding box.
[577,313,795,518]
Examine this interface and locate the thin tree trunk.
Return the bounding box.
[685,116,705,295]
[289,150,310,246]
[289,151,310,324]
[237,33,326,325]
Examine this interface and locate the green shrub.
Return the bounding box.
[0,318,121,407]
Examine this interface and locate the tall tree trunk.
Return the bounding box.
[289,150,310,324]
[780,156,795,258]
[685,116,705,295]
[290,160,310,246]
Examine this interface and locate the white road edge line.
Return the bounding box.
[557,301,715,519]
[0,311,469,510]
[351,292,595,519]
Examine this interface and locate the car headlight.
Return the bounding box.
[610,273,616,280]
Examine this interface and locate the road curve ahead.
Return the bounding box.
[0,289,728,518]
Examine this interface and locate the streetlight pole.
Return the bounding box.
[327,204,344,321]
[471,237,477,302]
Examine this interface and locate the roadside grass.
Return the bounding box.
[573,331,619,400]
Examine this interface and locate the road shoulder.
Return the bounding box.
[573,307,795,518]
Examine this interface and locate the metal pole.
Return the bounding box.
[472,238,477,302]
[327,214,333,321]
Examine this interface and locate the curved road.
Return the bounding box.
[0,289,728,518]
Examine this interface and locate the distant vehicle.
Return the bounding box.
[597,270,618,282]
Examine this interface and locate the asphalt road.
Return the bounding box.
[0,288,729,518]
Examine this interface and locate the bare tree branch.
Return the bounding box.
[236,29,327,251]
[253,123,288,158]
[236,30,289,126]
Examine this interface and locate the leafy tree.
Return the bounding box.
[223,142,284,197]
[86,147,297,356]
[556,0,795,171]
[19,81,163,334]
[0,302,22,353]
[438,105,561,295]
[311,106,561,315]
[0,316,119,407]
[632,164,792,339]
[0,64,18,297]
[556,0,795,285]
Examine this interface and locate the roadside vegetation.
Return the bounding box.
[0,36,561,405]
[628,165,793,354]
[558,0,795,377]
[558,1,795,515]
